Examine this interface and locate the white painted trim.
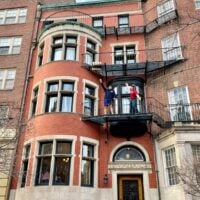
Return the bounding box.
[79,137,99,188]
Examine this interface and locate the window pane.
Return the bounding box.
[65,47,76,60]
[53,157,70,185]
[87,41,95,50]
[48,82,58,91]
[122,98,130,114]
[53,37,63,44]
[81,160,94,186]
[66,37,76,44]
[39,142,53,155]
[62,82,73,91]
[21,160,28,187]
[47,96,57,112]
[56,141,71,154]
[36,157,51,185]
[61,95,72,112]
[93,17,103,27]
[85,86,95,96]
[82,144,94,157]
[0,47,9,55]
[52,47,62,61]
[86,52,94,65]
[5,79,14,89]
[114,146,144,161]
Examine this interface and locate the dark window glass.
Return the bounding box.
[53,141,72,185]
[92,17,103,28]
[118,15,129,28]
[38,43,44,66]
[35,142,53,185]
[31,87,39,116]
[21,144,31,187]
[84,85,95,116]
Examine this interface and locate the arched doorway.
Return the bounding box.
[109,142,152,200]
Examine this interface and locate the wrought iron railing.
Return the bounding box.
[83,98,200,126]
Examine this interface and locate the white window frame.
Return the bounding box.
[0,8,27,25]
[195,0,200,9]
[161,33,182,61]
[83,79,99,116]
[168,85,192,121]
[0,37,22,55]
[79,137,99,188]
[157,0,175,17]
[162,146,178,186]
[0,68,16,90]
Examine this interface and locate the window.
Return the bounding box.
[45,81,74,113]
[85,40,96,65]
[53,141,71,185]
[38,43,44,67]
[92,17,103,28]
[0,37,22,55]
[35,141,72,186]
[168,86,192,121]
[0,8,27,25]
[192,145,200,183]
[164,146,178,186]
[84,85,96,116]
[42,20,54,28]
[113,146,145,161]
[81,143,95,187]
[114,45,136,64]
[35,142,53,185]
[161,33,182,61]
[195,0,200,8]
[31,87,39,116]
[66,18,77,22]
[118,15,129,28]
[21,144,31,187]
[0,69,16,90]
[157,0,175,17]
[51,35,77,61]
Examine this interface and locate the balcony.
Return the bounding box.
[82,47,184,78]
[82,98,200,137]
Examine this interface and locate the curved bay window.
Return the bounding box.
[113,146,145,162]
[111,78,145,115]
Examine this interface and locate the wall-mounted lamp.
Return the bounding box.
[103,174,109,184]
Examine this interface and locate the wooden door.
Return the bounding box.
[118,175,143,200]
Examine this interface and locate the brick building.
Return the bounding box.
[8,0,200,200]
[0,0,37,200]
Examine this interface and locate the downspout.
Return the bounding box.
[7,2,42,200]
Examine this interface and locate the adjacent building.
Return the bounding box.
[0,1,37,199]
[6,0,200,200]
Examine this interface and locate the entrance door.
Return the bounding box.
[118,175,143,200]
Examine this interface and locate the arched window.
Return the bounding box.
[113,146,145,161]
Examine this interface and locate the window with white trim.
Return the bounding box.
[21,144,31,187]
[81,143,95,187]
[35,140,72,186]
[114,45,136,64]
[195,0,200,8]
[161,33,182,61]
[0,8,27,25]
[168,86,192,121]
[163,146,178,186]
[31,86,39,116]
[157,0,175,17]
[51,35,77,61]
[0,69,16,90]
[0,37,22,55]
[45,80,75,113]
[84,84,96,116]
[85,40,96,65]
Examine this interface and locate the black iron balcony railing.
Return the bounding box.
[82,98,200,128]
[82,47,184,77]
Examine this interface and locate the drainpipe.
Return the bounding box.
[7,2,42,200]
[153,135,162,200]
